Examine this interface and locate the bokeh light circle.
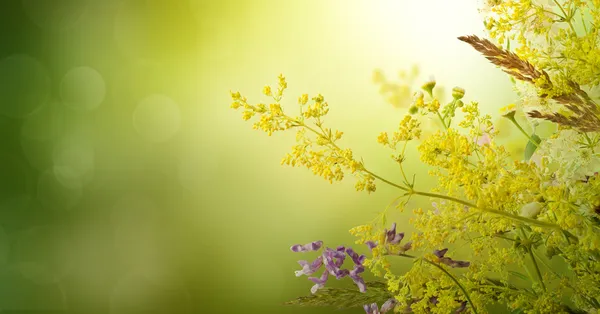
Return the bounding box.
[133,94,181,143]
[37,169,82,211]
[60,66,106,111]
[0,55,50,118]
[52,134,95,188]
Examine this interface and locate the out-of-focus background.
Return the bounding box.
[0,0,524,313]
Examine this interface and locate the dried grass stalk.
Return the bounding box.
[458,35,600,132]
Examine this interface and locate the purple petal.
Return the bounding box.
[448,259,471,268]
[433,248,448,258]
[389,232,404,245]
[385,223,397,243]
[295,256,323,277]
[399,241,412,252]
[455,301,467,313]
[291,240,323,252]
[308,271,329,294]
[352,276,367,293]
[380,299,397,313]
[350,264,365,276]
[350,265,367,292]
[363,304,380,314]
[365,241,378,250]
[346,248,366,265]
[308,270,328,285]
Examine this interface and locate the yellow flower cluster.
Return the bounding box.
[377,115,422,149]
[231,75,377,192]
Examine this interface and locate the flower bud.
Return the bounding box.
[409,106,419,115]
[421,77,436,97]
[456,99,464,107]
[452,87,465,100]
[500,103,517,119]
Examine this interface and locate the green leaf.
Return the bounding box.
[284,281,392,309]
[524,134,542,160]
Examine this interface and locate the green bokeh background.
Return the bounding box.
[0,0,526,313]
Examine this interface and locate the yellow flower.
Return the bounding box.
[500,103,517,118]
[377,132,389,145]
[298,94,309,105]
[263,85,272,96]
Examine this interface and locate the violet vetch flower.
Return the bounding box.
[323,247,348,279]
[399,241,413,253]
[365,241,378,250]
[368,223,412,256]
[346,247,366,265]
[429,296,439,305]
[433,248,471,268]
[455,301,467,313]
[363,299,397,314]
[364,303,381,314]
[349,265,366,292]
[380,298,398,312]
[385,223,405,244]
[290,240,323,252]
[295,256,323,277]
[292,241,369,294]
[308,271,328,294]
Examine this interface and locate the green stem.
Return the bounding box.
[553,0,577,34]
[422,259,479,314]
[412,191,560,229]
[528,246,547,292]
[519,228,546,292]
[436,110,448,130]
[366,171,410,192]
[396,254,478,314]
[508,117,539,148]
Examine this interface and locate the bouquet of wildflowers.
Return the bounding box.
[230,1,600,313]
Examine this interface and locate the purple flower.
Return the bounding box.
[295,256,323,277]
[308,271,328,294]
[433,248,470,268]
[365,241,378,250]
[349,265,366,292]
[290,240,323,252]
[429,296,439,305]
[346,247,366,265]
[399,241,413,253]
[364,299,397,313]
[380,298,398,312]
[455,301,467,313]
[323,247,348,279]
[385,223,405,244]
[292,241,369,294]
[363,303,380,314]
